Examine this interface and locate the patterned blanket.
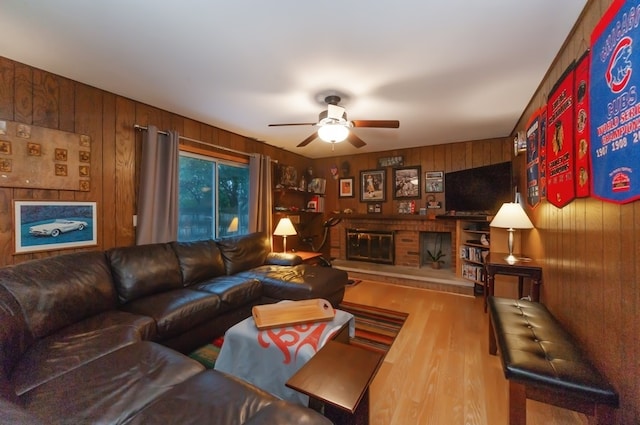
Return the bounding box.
[214,306,354,405]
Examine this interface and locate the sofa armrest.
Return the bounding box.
[265,253,303,266]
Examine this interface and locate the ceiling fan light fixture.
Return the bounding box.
[318,124,349,143]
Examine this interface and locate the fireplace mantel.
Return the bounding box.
[332,213,437,221]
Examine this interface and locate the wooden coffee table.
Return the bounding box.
[286,340,383,425]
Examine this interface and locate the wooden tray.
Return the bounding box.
[252,299,334,330]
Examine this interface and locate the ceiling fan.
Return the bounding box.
[268,95,399,148]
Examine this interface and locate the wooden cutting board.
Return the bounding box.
[252,299,335,330]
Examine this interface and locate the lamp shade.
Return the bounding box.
[318,124,349,143]
[273,217,297,236]
[490,202,534,229]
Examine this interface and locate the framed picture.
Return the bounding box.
[377,155,404,168]
[13,200,97,254]
[277,164,297,188]
[339,177,355,198]
[393,166,421,199]
[425,171,444,193]
[367,203,382,214]
[360,169,386,202]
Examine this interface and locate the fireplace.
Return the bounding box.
[332,216,458,270]
[346,229,395,264]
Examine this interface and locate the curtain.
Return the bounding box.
[249,154,272,236]
[136,125,179,245]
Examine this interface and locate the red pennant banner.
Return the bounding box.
[546,63,576,208]
[574,51,591,198]
[526,109,542,208]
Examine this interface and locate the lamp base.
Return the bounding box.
[504,253,517,265]
[504,228,517,264]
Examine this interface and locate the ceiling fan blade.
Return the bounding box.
[297,131,318,147]
[351,120,400,128]
[346,132,366,148]
[268,122,316,127]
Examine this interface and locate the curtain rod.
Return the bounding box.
[134,124,259,159]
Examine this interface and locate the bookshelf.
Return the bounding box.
[456,219,491,291]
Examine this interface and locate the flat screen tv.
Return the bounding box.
[444,161,513,215]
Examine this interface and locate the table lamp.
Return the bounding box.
[490,202,534,263]
[227,216,238,233]
[273,217,297,253]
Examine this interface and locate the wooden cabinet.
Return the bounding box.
[456,219,491,291]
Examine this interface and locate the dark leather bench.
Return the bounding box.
[487,296,618,425]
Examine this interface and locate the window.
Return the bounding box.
[178,151,249,241]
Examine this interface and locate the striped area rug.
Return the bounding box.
[189,336,224,369]
[338,301,408,354]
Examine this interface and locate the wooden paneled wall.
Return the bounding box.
[1,1,637,419]
[314,138,513,216]
[513,1,638,422]
[0,56,311,266]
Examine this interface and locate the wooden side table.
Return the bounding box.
[286,340,383,425]
[293,251,323,265]
[484,253,543,312]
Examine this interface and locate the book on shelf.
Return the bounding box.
[307,195,325,212]
[462,263,484,282]
[460,246,488,263]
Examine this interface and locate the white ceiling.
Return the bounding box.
[0,1,586,159]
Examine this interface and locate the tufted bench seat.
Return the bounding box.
[487,296,618,425]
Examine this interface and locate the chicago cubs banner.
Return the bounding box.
[546,63,576,208]
[590,0,640,204]
[526,109,541,208]
[574,51,591,198]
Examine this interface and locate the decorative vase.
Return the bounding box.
[431,262,441,270]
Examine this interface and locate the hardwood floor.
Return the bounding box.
[342,280,588,425]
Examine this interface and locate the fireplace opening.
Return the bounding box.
[420,232,453,269]
[346,229,395,264]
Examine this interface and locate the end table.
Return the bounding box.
[286,340,383,425]
[484,252,543,312]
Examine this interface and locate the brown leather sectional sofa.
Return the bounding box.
[0,232,347,424]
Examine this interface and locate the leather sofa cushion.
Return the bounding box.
[107,243,183,304]
[21,342,204,425]
[216,232,271,275]
[171,240,226,286]
[12,310,155,396]
[120,289,221,340]
[238,264,349,301]
[265,252,303,266]
[191,275,262,312]
[0,251,117,339]
[126,369,332,425]
[0,285,31,400]
[0,398,44,425]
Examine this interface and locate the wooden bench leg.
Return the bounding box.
[489,317,497,355]
[594,404,616,425]
[509,381,526,425]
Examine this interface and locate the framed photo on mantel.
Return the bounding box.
[360,169,386,202]
[425,171,444,193]
[393,166,421,199]
[339,177,354,198]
